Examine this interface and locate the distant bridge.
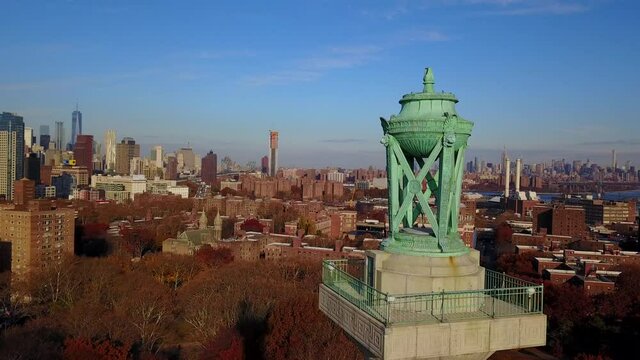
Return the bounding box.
[554,181,640,193]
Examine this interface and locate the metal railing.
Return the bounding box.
[322,259,543,326]
[323,260,389,323]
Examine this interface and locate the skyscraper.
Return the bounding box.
[74,134,94,175]
[166,155,178,180]
[611,149,617,170]
[261,155,268,174]
[24,127,33,151]
[104,130,117,172]
[25,153,41,184]
[115,137,140,175]
[54,121,64,150]
[177,147,196,172]
[0,112,25,201]
[268,130,278,177]
[201,151,217,185]
[71,105,82,147]
[150,145,163,169]
[39,125,50,150]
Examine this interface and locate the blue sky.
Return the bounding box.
[1,0,639,168]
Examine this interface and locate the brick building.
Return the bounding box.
[564,198,637,225]
[330,210,357,239]
[201,151,217,186]
[532,205,586,238]
[0,201,75,276]
[73,134,94,175]
[166,156,178,180]
[14,178,35,206]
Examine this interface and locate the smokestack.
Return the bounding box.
[515,158,522,194]
[504,158,511,198]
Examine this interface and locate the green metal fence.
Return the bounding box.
[322,259,543,326]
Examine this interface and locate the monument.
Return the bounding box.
[319,68,547,359]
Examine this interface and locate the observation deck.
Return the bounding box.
[319,259,547,359]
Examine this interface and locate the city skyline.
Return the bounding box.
[1,0,639,167]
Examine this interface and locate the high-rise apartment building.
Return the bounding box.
[201,151,217,185]
[39,134,51,150]
[166,155,178,180]
[104,129,117,172]
[74,134,94,175]
[0,201,75,276]
[268,130,278,177]
[0,113,25,200]
[54,121,64,150]
[25,153,41,183]
[24,127,33,151]
[150,145,163,169]
[71,105,82,147]
[115,137,140,175]
[177,147,196,172]
[261,155,268,174]
[14,178,35,206]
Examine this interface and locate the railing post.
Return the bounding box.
[491,292,496,318]
[430,294,434,317]
[439,290,445,322]
[385,295,391,325]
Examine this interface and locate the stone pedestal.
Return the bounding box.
[367,249,485,295]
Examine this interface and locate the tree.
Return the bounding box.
[194,245,234,268]
[543,283,595,357]
[199,327,244,360]
[495,252,543,279]
[297,216,316,236]
[29,256,82,309]
[0,317,65,359]
[265,292,362,360]
[141,253,201,290]
[63,337,130,360]
[113,273,172,353]
[77,223,110,257]
[495,222,514,243]
[120,227,156,258]
[222,218,236,239]
[241,218,265,233]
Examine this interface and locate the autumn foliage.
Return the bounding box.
[494,253,640,359]
[63,337,129,360]
[194,245,234,267]
[0,254,363,360]
[199,327,244,360]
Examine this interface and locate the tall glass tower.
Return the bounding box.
[0,112,25,200]
[55,121,65,150]
[71,104,82,146]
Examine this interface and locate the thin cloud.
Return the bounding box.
[466,0,591,16]
[302,46,382,70]
[244,70,322,86]
[321,138,367,144]
[479,4,588,15]
[576,139,640,146]
[243,45,383,86]
[361,0,592,18]
[197,49,256,60]
[0,68,160,92]
[243,30,449,87]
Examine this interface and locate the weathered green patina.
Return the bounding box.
[381,68,474,256]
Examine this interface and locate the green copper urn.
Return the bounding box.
[381,68,474,256]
